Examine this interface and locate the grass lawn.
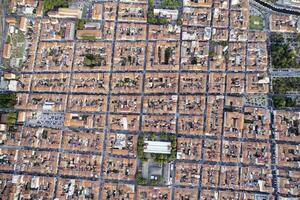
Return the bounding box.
[249,16,264,30]
[11,31,25,59]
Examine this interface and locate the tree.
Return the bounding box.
[149,0,155,7]
[191,57,197,65]
[286,97,296,107]
[0,94,16,108]
[208,51,216,58]
[176,17,183,26]
[43,0,69,14]
[154,154,168,164]
[161,0,181,9]
[138,135,145,145]
[271,44,298,68]
[6,35,11,44]
[168,152,176,161]
[150,134,156,141]
[76,19,89,30]
[7,112,17,130]
[160,132,168,141]
[137,135,148,162]
[147,11,157,24]
[169,135,176,141]
[273,78,300,94]
[81,36,96,41]
[147,0,170,25]
[218,41,228,46]
[164,47,172,64]
[136,172,148,185]
[270,33,284,43]
[273,96,285,108]
[171,140,177,149]
[83,58,92,66]
[149,177,163,185]
[157,18,168,25]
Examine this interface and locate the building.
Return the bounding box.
[4,73,16,80]
[8,80,18,91]
[6,17,17,25]
[19,17,27,32]
[257,76,270,84]
[76,30,101,39]
[144,141,171,154]
[3,44,12,59]
[92,4,102,20]
[36,1,43,17]
[141,159,172,185]
[153,9,178,21]
[17,112,28,123]
[0,124,7,132]
[48,8,82,19]
[84,22,101,30]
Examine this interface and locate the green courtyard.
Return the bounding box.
[249,16,264,30]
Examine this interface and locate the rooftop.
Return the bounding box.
[144,141,172,154]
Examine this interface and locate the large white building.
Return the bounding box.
[48,8,82,19]
[144,141,172,154]
[153,9,178,20]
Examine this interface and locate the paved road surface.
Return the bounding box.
[254,0,300,15]
[271,70,300,77]
[0,0,8,65]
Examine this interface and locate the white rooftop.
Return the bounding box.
[144,141,171,154]
[153,9,178,20]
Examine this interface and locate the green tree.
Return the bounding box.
[6,112,17,130]
[157,17,168,25]
[43,0,70,14]
[76,19,89,30]
[273,78,300,94]
[286,97,296,107]
[0,94,16,108]
[137,135,148,162]
[176,17,183,26]
[6,35,11,44]
[160,132,168,141]
[208,51,216,58]
[149,0,155,7]
[81,36,96,41]
[138,135,145,145]
[150,134,156,141]
[270,33,284,43]
[164,47,172,64]
[147,0,170,25]
[149,177,162,185]
[271,44,298,68]
[136,172,148,185]
[161,0,181,9]
[191,57,197,65]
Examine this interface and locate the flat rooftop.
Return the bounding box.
[144,141,171,154]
